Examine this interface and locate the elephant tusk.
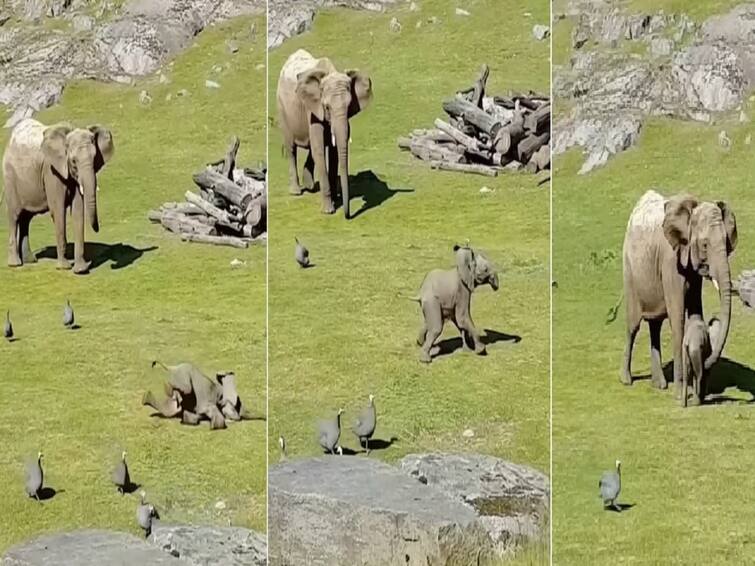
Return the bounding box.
[96,184,100,192]
[349,136,352,144]
[713,279,720,291]
[331,132,336,146]
[78,185,83,196]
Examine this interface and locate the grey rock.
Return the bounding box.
[71,14,95,33]
[138,89,152,104]
[389,16,401,32]
[2,530,187,565]
[532,24,550,41]
[650,37,674,57]
[269,456,498,565]
[204,79,220,89]
[149,525,267,566]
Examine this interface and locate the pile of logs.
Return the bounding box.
[398,65,551,177]
[149,137,267,248]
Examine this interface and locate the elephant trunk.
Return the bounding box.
[333,116,350,219]
[704,249,732,370]
[79,165,99,233]
[489,272,500,291]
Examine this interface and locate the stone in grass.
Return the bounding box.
[205,80,221,89]
[150,525,267,566]
[226,40,239,54]
[455,8,470,16]
[719,130,732,148]
[532,24,550,40]
[389,16,401,32]
[1,530,187,565]
[409,1,418,11]
[269,456,498,565]
[138,90,152,105]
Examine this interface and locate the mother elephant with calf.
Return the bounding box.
[621,190,737,400]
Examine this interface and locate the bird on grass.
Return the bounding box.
[599,460,622,511]
[137,491,159,537]
[4,310,13,341]
[63,300,75,329]
[318,409,343,455]
[294,237,310,268]
[25,452,44,501]
[278,435,287,462]
[352,394,377,455]
[112,451,131,495]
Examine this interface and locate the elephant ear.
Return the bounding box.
[42,124,72,179]
[88,125,114,172]
[454,244,476,290]
[716,200,738,255]
[296,69,327,121]
[663,195,698,268]
[346,69,373,117]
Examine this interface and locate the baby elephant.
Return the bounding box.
[681,315,722,407]
[414,244,499,363]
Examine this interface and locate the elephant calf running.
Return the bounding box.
[142,361,250,430]
[682,316,722,407]
[412,244,499,363]
[3,119,114,273]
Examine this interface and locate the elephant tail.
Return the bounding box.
[142,391,157,409]
[605,293,624,324]
[151,360,168,372]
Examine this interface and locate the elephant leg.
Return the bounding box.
[49,198,70,270]
[286,144,302,196]
[420,300,443,363]
[452,319,473,351]
[681,350,689,407]
[71,191,90,274]
[302,149,315,189]
[690,352,704,406]
[6,205,21,267]
[417,323,427,347]
[309,122,334,214]
[669,307,685,398]
[648,319,666,389]
[459,312,485,355]
[621,297,641,385]
[181,410,201,425]
[18,211,36,264]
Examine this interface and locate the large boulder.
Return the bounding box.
[1,530,187,565]
[150,525,267,566]
[269,456,498,565]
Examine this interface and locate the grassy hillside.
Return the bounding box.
[553,110,755,562]
[0,16,267,551]
[268,0,549,482]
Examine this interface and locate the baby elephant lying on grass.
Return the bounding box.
[412,244,499,363]
[143,361,252,429]
[681,315,722,407]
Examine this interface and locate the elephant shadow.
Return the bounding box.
[37,486,62,501]
[336,170,414,219]
[434,328,522,359]
[36,242,158,271]
[705,357,755,404]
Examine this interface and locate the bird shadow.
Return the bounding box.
[36,242,158,271]
[121,482,141,495]
[322,447,358,456]
[5,337,19,343]
[361,436,399,452]
[433,328,522,359]
[37,487,62,501]
[67,324,81,331]
[299,263,316,269]
[606,503,635,513]
[335,170,414,219]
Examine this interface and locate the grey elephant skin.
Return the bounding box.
[3,118,114,274]
[682,316,722,407]
[415,245,499,363]
[276,49,372,218]
[621,190,737,395]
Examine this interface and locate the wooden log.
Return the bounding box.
[429,160,498,177]
[493,111,526,154]
[184,191,241,225]
[442,98,503,138]
[242,166,266,181]
[221,135,240,179]
[180,233,249,249]
[516,132,550,164]
[471,64,489,108]
[158,213,216,236]
[524,103,550,135]
[409,140,464,163]
[245,192,267,229]
[433,119,489,152]
[148,210,215,226]
[160,202,205,215]
[193,169,253,210]
[525,144,551,173]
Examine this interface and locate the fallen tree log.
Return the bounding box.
[525,144,551,173]
[429,160,498,177]
[433,118,489,152]
[516,132,550,164]
[442,98,503,138]
[193,169,254,210]
[524,103,550,135]
[180,233,249,248]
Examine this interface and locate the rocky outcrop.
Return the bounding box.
[554,3,755,173]
[268,454,548,565]
[150,525,267,566]
[267,0,398,48]
[0,0,264,127]
[1,530,188,565]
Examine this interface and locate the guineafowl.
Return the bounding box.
[25,452,44,501]
[599,460,622,511]
[278,435,287,461]
[136,491,159,537]
[294,237,310,268]
[318,409,343,455]
[63,300,74,329]
[4,310,13,341]
[352,394,376,454]
[112,451,131,495]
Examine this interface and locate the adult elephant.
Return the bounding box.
[276,48,372,219]
[3,118,114,274]
[621,190,737,396]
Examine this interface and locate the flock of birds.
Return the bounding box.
[278,394,377,460]
[24,450,160,536]
[4,299,75,340]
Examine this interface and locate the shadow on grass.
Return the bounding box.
[37,487,62,501]
[339,170,414,219]
[606,503,635,513]
[706,357,755,403]
[36,242,158,271]
[121,482,141,495]
[434,328,522,359]
[358,436,399,453]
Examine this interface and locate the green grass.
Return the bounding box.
[267,0,550,529]
[553,108,755,562]
[0,16,267,551]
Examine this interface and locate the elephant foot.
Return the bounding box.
[475,345,487,356]
[419,351,432,364]
[21,251,36,263]
[619,370,633,386]
[8,255,22,268]
[56,259,72,270]
[651,375,668,390]
[321,202,336,215]
[73,260,91,274]
[690,395,702,406]
[289,185,303,196]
